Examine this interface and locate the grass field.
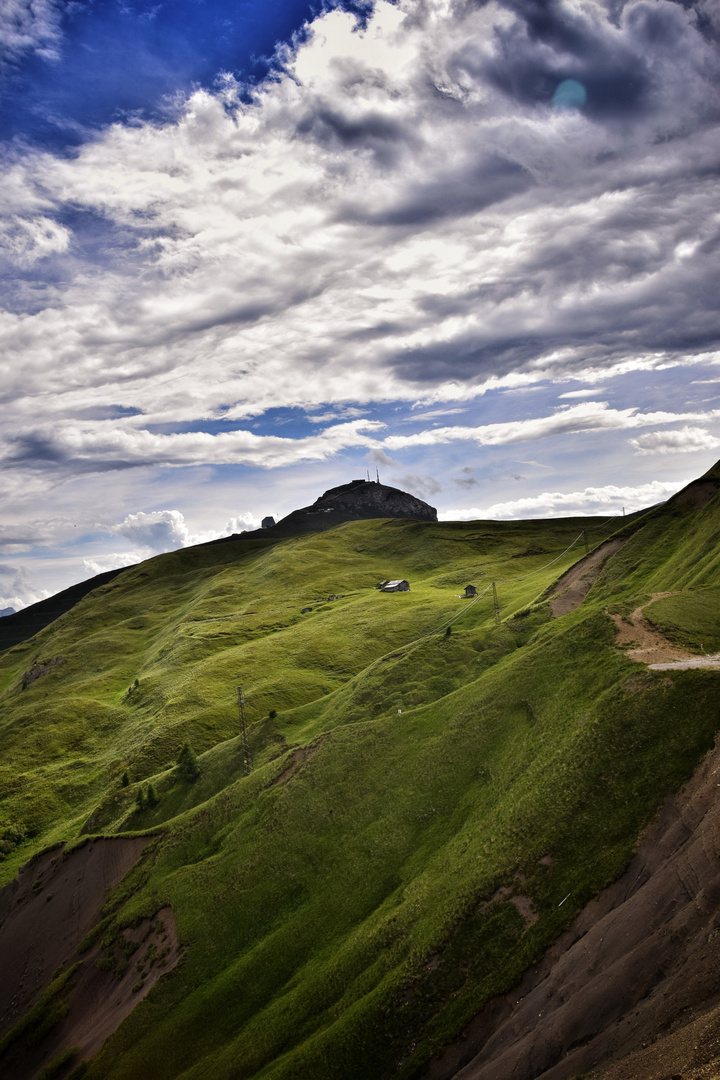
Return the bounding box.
[1,468,720,1080]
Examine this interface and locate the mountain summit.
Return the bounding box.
[251,479,437,536]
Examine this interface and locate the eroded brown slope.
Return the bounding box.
[0,838,180,1080]
[424,710,720,1080]
[548,539,626,617]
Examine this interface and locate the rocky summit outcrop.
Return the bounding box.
[246,479,437,536]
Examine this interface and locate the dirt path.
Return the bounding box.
[548,539,626,616]
[610,594,720,670]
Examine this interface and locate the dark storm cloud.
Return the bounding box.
[339,154,533,227]
[295,105,414,166]
[476,0,706,122]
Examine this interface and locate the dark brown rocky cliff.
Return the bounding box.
[246,479,437,536]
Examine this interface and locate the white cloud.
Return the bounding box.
[0,0,65,67]
[108,507,263,554]
[629,425,720,455]
[224,512,262,533]
[0,216,71,266]
[3,404,718,477]
[0,563,50,610]
[81,552,146,577]
[0,0,718,451]
[440,481,681,521]
[1,0,720,600]
[383,403,720,452]
[111,509,192,552]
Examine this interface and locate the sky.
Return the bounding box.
[1,0,719,611]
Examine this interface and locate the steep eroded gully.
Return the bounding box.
[421,727,720,1080]
[0,837,180,1080]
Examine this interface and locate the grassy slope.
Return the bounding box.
[0,495,719,1079]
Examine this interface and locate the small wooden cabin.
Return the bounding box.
[380,579,410,592]
[462,584,478,598]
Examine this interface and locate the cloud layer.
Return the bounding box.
[1,0,719,602]
[0,0,65,68]
[0,0,718,476]
[440,480,681,521]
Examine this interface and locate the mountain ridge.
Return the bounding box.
[0,462,719,1080]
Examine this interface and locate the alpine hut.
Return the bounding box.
[462,584,478,598]
[380,579,410,592]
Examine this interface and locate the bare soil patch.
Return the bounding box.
[421,733,720,1080]
[0,837,149,1037]
[669,477,720,510]
[610,594,720,670]
[269,741,324,787]
[549,540,626,617]
[0,837,180,1080]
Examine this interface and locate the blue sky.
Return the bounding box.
[1,0,719,609]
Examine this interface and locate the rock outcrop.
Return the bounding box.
[246,479,437,536]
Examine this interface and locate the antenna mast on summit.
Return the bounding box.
[376,466,380,483]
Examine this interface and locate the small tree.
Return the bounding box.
[135,787,146,813]
[176,742,200,783]
[268,709,277,720]
[121,771,129,788]
[146,784,158,808]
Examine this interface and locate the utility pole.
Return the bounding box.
[622,506,625,517]
[583,529,589,554]
[492,582,500,625]
[237,684,253,776]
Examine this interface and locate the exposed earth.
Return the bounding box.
[0,838,180,1080]
[423,723,720,1080]
[548,538,627,616]
[611,596,720,670]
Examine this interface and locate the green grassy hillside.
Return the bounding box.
[1,484,720,1080]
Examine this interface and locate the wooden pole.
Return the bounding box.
[237,685,253,776]
[492,582,500,625]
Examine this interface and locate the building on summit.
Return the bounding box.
[261,516,276,529]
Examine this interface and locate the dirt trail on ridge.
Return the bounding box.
[611,594,720,670]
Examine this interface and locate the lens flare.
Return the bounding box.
[552,78,587,109]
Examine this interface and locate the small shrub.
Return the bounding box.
[120,771,129,788]
[176,742,200,783]
[135,787,146,813]
[146,784,158,808]
[0,822,27,858]
[268,709,277,719]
